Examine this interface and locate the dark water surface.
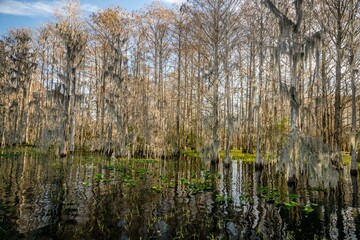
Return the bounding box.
[1,151,360,239]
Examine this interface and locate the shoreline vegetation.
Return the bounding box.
[0,146,356,167]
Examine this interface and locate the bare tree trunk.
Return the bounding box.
[1,107,5,147]
[100,49,107,152]
[211,41,220,165]
[334,42,342,158]
[246,42,255,154]
[69,66,76,153]
[19,86,27,144]
[60,48,71,157]
[349,0,358,175]
[23,76,33,144]
[224,35,231,168]
[196,49,201,152]
[321,42,328,146]
[256,10,264,169]
[175,19,182,157]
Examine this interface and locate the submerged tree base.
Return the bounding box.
[350,169,358,176]
[287,176,298,187]
[255,163,264,171]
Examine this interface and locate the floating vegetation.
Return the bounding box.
[342,152,351,166]
[215,194,233,205]
[180,149,257,162]
[220,149,256,162]
[149,174,176,193]
[94,173,111,184]
[151,185,162,193]
[104,165,115,170]
[159,175,167,181]
[0,152,21,158]
[0,146,44,158]
[123,176,136,188]
[180,178,191,185]
[257,186,281,203]
[303,203,318,213]
[276,201,299,209]
[257,185,319,212]
[136,168,147,178]
[180,149,200,158]
[202,170,221,180]
[94,173,104,183]
[178,171,221,195]
[167,180,175,188]
[240,195,250,203]
[303,205,314,213]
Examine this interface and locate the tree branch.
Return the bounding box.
[261,0,295,28]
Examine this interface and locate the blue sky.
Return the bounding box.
[0,0,184,36]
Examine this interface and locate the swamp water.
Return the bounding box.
[0,151,360,239]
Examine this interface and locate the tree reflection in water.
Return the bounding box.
[0,152,360,239]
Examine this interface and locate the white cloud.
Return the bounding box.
[0,0,99,17]
[161,0,186,4]
[0,0,54,16]
[81,3,99,13]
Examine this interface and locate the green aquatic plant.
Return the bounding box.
[283,201,299,209]
[123,176,136,187]
[257,186,310,210]
[289,193,300,200]
[215,194,233,205]
[179,178,212,194]
[136,168,147,178]
[303,203,318,213]
[240,195,249,202]
[304,205,314,213]
[159,175,167,181]
[151,185,162,193]
[203,170,221,180]
[257,186,321,212]
[257,186,281,202]
[0,152,20,158]
[189,180,203,194]
[180,149,200,158]
[167,180,175,188]
[342,152,351,166]
[134,158,157,164]
[179,171,221,194]
[180,177,191,185]
[105,165,115,170]
[94,173,104,183]
[94,173,111,184]
[219,149,256,162]
[275,201,295,208]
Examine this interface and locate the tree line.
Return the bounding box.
[0,0,359,181]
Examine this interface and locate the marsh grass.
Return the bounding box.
[0,146,44,158]
[342,152,351,165]
[221,149,256,162]
[181,148,257,162]
[180,149,200,158]
[341,152,360,168]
